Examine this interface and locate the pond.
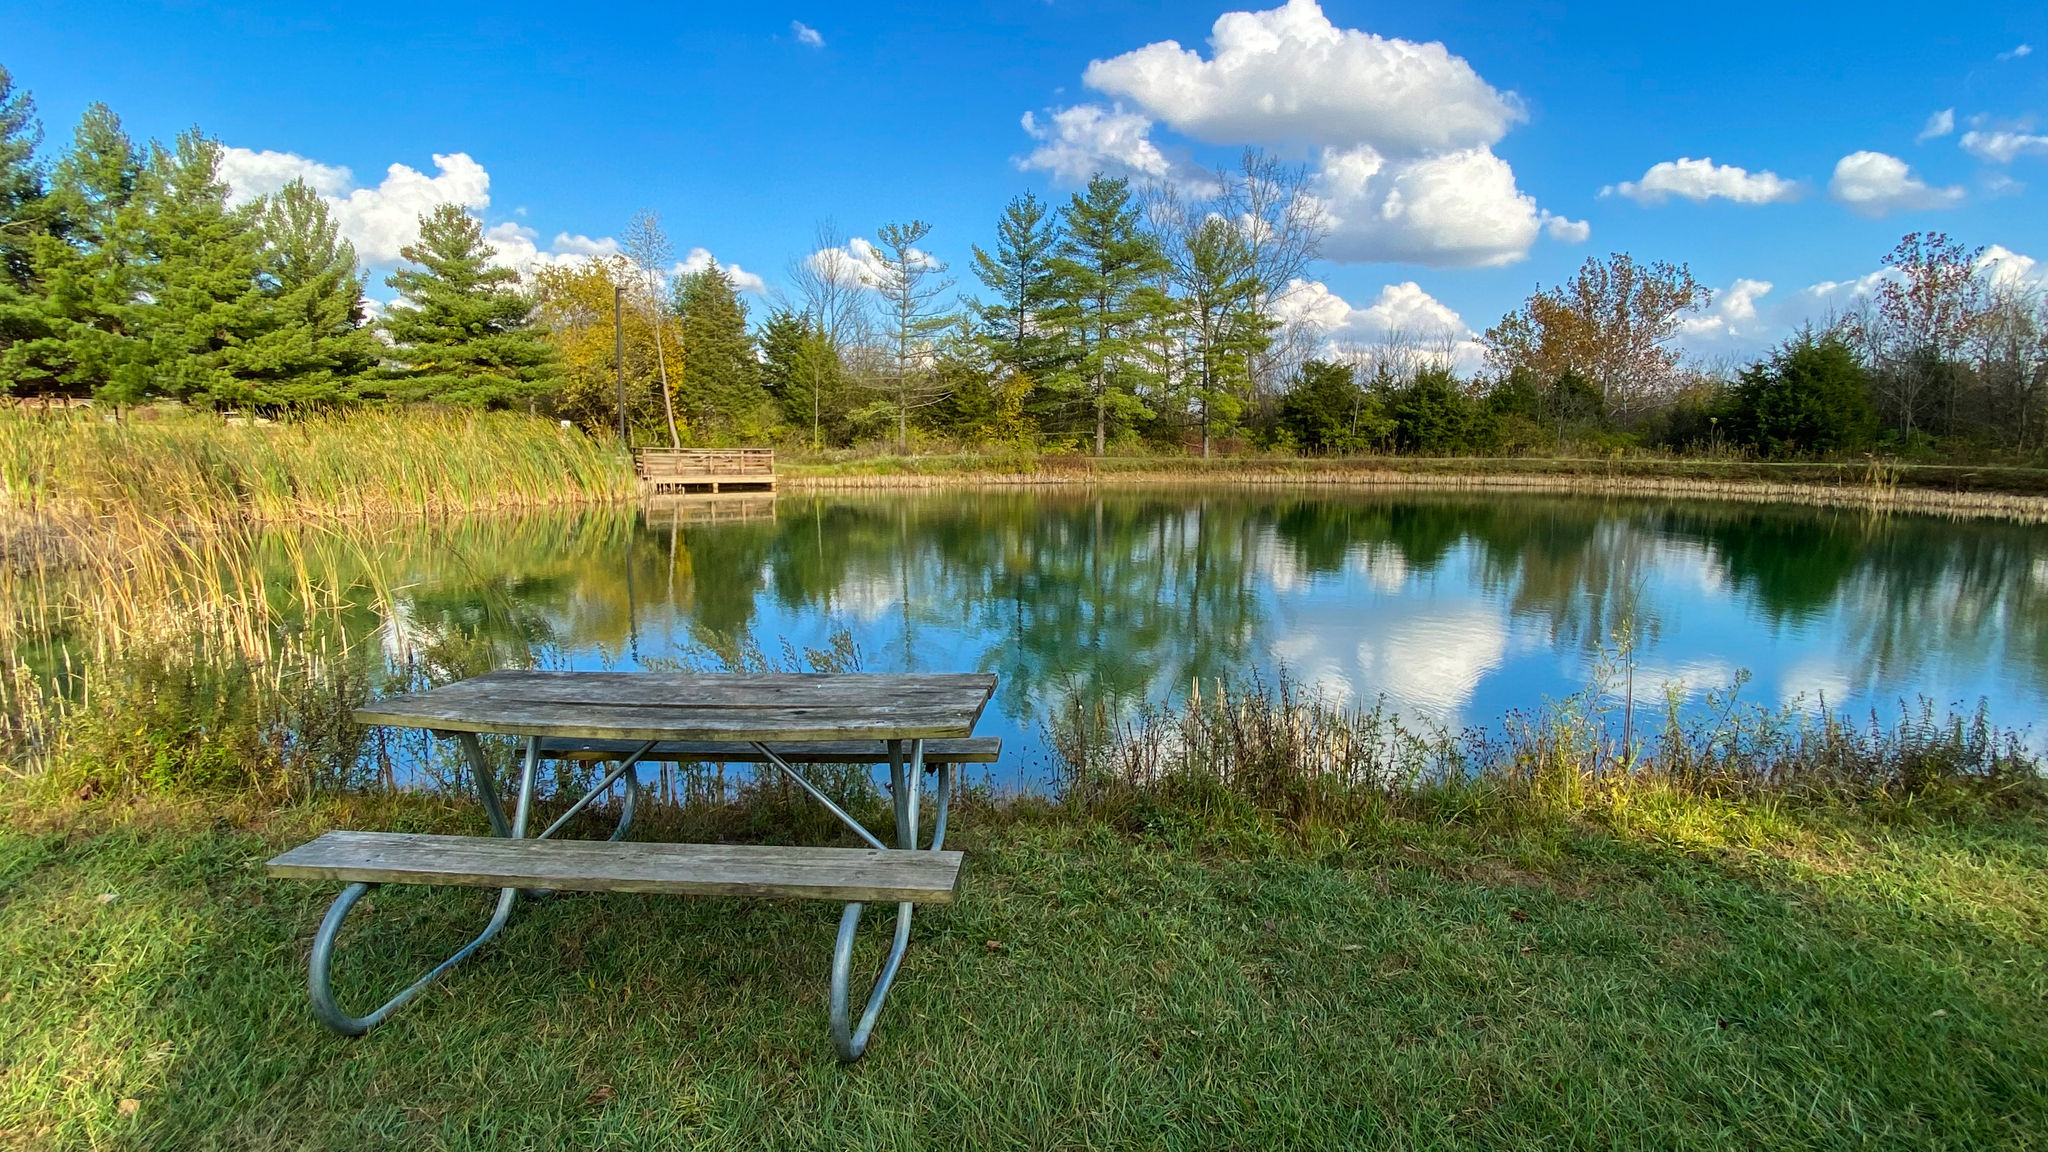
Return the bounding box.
[217,487,2045,791]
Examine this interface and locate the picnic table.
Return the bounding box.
[267,670,998,1061]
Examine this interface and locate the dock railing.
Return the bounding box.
[633,448,776,493]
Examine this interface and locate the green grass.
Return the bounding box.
[3,792,2044,1150]
[778,450,2048,504]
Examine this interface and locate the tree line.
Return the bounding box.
[2,65,2043,462]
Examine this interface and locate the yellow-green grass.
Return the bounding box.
[0,407,636,529]
[0,786,2043,1150]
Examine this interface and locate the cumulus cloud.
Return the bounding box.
[221,145,757,293]
[217,146,354,206]
[1679,278,1775,343]
[1081,0,1523,155]
[791,20,825,48]
[1960,129,2048,163]
[1828,151,1965,217]
[1313,144,1549,267]
[1018,105,1176,184]
[1978,244,2043,292]
[1601,157,1802,205]
[674,247,769,294]
[1916,109,1955,143]
[1274,278,1487,372]
[1017,0,1567,268]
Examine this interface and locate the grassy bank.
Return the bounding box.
[0,408,636,534]
[2,784,2043,1150]
[3,673,2044,1149]
[780,453,2048,521]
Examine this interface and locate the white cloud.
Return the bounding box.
[791,20,825,48]
[1018,104,1175,183]
[1827,151,1964,217]
[1601,157,1802,205]
[1019,0,1567,268]
[1082,0,1522,155]
[217,146,354,207]
[1977,244,2043,292]
[1275,277,1487,373]
[1542,214,1591,243]
[1679,278,1775,342]
[1997,43,2032,61]
[1312,144,1547,267]
[1960,129,2048,163]
[1916,109,1955,143]
[674,247,769,295]
[331,153,493,265]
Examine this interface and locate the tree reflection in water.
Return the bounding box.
[219,489,2048,778]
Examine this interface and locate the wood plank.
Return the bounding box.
[538,736,1001,764]
[354,671,997,742]
[267,831,963,903]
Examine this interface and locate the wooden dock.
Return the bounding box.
[634,448,776,493]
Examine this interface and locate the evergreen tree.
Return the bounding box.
[5,104,145,397]
[227,178,379,408]
[381,204,557,406]
[1046,175,1168,455]
[1724,330,1875,457]
[1173,214,1271,456]
[0,64,49,371]
[759,306,842,448]
[871,219,956,452]
[969,192,1064,389]
[673,263,764,434]
[124,130,268,407]
[1280,359,1386,454]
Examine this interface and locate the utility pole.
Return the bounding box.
[614,283,627,443]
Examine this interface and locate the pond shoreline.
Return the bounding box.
[779,463,2048,523]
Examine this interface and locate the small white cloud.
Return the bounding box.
[1542,213,1591,243]
[1960,129,2048,163]
[791,20,825,48]
[1916,109,1955,143]
[1679,278,1774,341]
[1976,245,2043,292]
[217,146,354,207]
[1018,104,1175,184]
[1273,278,1487,372]
[673,247,769,295]
[1997,43,2032,61]
[1601,157,1802,205]
[1827,151,1965,217]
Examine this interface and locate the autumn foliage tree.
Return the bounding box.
[1485,254,1710,419]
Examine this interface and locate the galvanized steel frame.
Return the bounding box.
[303,730,946,1061]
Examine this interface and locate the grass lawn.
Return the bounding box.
[2,795,2044,1150]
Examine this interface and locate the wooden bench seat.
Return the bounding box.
[267,831,964,904]
[537,736,1000,766]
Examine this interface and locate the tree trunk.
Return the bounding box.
[1095,370,1107,457]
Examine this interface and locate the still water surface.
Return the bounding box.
[334,489,2048,788]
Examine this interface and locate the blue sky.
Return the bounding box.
[7,0,2046,360]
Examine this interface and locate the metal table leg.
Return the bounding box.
[307,735,543,1035]
[829,737,936,1061]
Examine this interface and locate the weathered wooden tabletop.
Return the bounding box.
[352,670,999,743]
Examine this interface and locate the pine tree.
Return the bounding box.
[969,192,1064,389]
[673,263,764,434]
[1174,215,1272,456]
[0,64,49,371]
[124,129,268,407]
[871,219,956,452]
[759,306,841,448]
[7,104,146,399]
[227,178,379,408]
[381,204,557,407]
[1046,175,1168,456]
